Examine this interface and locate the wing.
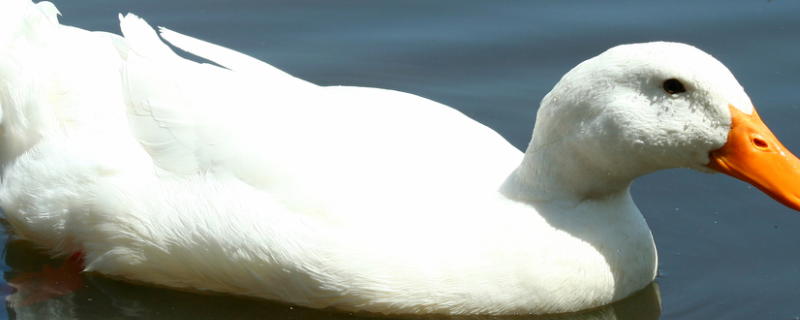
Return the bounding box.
[121,14,255,177]
[118,14,523,219]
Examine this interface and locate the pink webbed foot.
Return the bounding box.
[4,252,85,308]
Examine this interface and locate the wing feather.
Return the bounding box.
[159,27,311,86]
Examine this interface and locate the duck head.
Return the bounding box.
[505,42,800,210]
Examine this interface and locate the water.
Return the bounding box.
[3,0,800,319]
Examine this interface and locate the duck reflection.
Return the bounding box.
[2,239,660,320]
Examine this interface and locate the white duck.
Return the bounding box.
[1,0,798,315]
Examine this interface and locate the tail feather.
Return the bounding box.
[0,0,58,47]
[0,0,63,163]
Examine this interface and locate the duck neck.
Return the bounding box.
[500,138,645,204]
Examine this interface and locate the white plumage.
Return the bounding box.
[1,0,794,315]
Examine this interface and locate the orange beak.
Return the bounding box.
[707,105,800,211]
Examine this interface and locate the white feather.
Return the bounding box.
[0,1,762,315]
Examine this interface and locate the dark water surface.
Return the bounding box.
[2,1,800,319]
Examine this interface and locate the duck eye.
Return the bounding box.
[663,79,686,94]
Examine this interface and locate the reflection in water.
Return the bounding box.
[5,253,84,309]
[2,239,660,320]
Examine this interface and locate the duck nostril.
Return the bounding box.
[753,138,769,150]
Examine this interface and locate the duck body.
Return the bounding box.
[3,0,799,315]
